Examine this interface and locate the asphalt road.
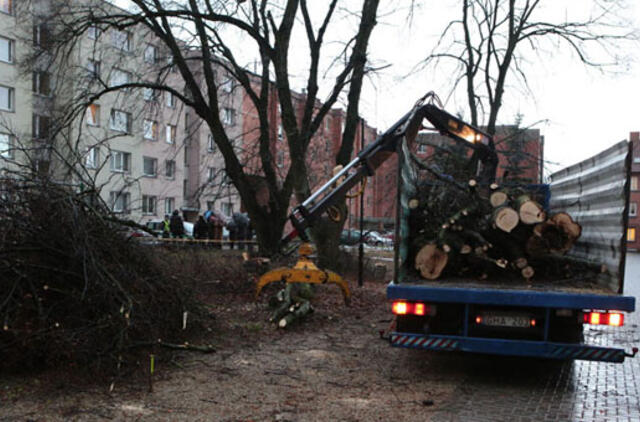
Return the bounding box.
[427,253,640,422]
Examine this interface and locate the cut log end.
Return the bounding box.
[493,206,519,233]
[518,198,546,225]
[415,244,449,280]
[489,191,508,208]
[521,266,535,280]
[514,257,528,269]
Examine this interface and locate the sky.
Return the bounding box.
[356,1,640,174]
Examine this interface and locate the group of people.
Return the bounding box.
[162,209,252,249]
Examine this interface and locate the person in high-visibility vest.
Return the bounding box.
[162,215,171,238]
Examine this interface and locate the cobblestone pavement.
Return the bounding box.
[428,253,640,422]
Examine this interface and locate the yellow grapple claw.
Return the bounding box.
[255,243,351,305]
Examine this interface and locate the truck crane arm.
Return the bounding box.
[282,93,498,250]
[255,94,497,307]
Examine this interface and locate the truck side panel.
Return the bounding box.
[548,140,632,294]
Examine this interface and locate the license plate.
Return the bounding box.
[481,314,531,328]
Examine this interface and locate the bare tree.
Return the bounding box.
[17,0,380,258]
[416,0,636,136]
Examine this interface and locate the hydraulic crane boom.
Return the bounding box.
[281,93,498,250]
[256,93,498,308]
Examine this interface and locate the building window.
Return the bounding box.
[87,25,100,40]
[86,104,100,126]
[207,134,215,152]
[628,227,636,243]
[110,150,130,173]
[208,167,216,182]
[32,114,49,139]
[0,85,14,111]
[109,109,131,133]
[0,133,12,158]
[87,59,101,79]
[325,118,330,132]
[0,0,13,14]
[631,176,638,191]
[143,119,158,141]
[164,197,174,215]
[634,157,640,164]
[167,54,177,72]
[418,143,427,154]
[32,71,50,96]
[165,159,175,178]
[111,29,132,52]
[277,150,284,168]
[144,44,157,63]
[142,195,157,215]
[222,108,235,126]
[0,36,13,63]
[143,156,157,177]
[221,75,233,93]
[109,191,130,213]
[33,24,52,50]
[630,202,638,217]
[109,68,131,89]
[85,147,99,169]
[33,24,51,50]
[143,87,158,102]
[166,92,176,108]
[221,202,233,217]
[165,124,176,144]
[278,124,283,141]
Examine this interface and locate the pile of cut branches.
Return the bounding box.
[0,179,206,373]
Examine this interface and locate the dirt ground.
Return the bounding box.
[0,272,458,422]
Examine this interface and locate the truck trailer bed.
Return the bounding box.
[401,273,614,296]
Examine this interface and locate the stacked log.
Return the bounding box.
[411,180,587,282]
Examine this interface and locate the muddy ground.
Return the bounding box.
[1,272,461,422]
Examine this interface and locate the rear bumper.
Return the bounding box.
[390,332,630,363]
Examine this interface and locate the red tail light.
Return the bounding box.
[392,301,434,316]
[392,301,408,315]
[583,311,624,327]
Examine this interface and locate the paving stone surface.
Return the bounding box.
[429,254,640,422]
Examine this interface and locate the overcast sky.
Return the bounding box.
[357,1,640,175]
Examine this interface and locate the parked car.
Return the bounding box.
[340,229,362,245]
[365,231,393,247]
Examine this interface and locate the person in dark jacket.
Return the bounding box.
[169,210,185,238]
[194,215,208,240]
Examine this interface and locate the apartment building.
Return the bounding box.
[0,0,32,170]
[0,0,246,224]
[183,63,243,221]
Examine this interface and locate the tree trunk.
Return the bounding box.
[312,204,348,271]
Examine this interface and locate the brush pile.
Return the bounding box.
[0,179,205,373]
